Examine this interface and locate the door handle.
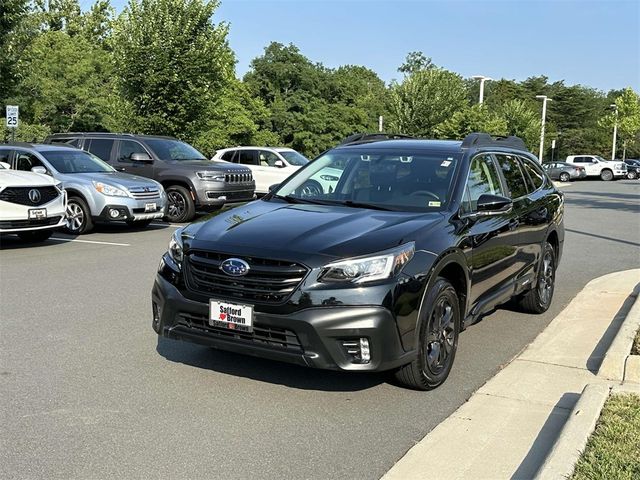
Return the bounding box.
[116,167,126,172]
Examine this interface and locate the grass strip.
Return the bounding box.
[571,393,640,480]
[632,328,640,355]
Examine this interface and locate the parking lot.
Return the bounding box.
[1,179,639,479]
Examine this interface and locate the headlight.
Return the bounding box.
[319,174,340,181]
[93,181,129,197]
[196,171,226,181]
[167,229,184,267]
[319,242,415,284]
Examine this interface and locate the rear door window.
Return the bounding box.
[86,138,115,162]
[0,149,13,165]
[221,150,236,161]
[520,156,545,190]
[496,154,529,199]
[237,150,258,166]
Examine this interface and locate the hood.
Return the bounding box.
[186,200,444,264]
[167,159,251,173]
[66,172,160,190]
[0,170,58,188]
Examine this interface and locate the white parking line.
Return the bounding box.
[49,237,130,247]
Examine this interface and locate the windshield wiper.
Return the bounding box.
[340,200,394,211]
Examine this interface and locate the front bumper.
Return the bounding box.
[0,195,67,233]
[96,199,167,222]
[151,274,413,372]
[614,169,627,178]
[194,183,256,207]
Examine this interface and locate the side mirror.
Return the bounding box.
[131,152,153,162]
[476,194,513,213]
[31,166,48,175]
[274,159,285,168]
[268,183,280,192]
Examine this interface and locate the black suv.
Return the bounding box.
[45,133,255,222]
[152,133,564,390]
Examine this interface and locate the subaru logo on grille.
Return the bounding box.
[28,189,41,204]
[220,258,250,277]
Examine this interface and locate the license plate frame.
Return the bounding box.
[28,208,47,220]
[144,203,157,212]
[209,299,254,333]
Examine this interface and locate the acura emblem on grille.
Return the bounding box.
[28,189,41,204]
[220,258,250,276]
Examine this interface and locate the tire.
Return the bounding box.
[299,180,323,197]
[627,171,637,180]
[600,169,613,181]
[125,219,153,229]
[559,172,570,182]
[17,229,53,242]
[65,196,94,234]
[518,242,556,314]
[165,185,196,223]
[394,277,460,390]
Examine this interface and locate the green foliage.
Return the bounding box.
[600,88,640,158]
[0,0,29,103]
[398,51,433,74]
[497,99,541,150]
[435,104,507,140]
[112,0,234,140]
[388,67,467,137]
[2,121,51,143]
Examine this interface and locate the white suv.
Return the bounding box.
[565,155,627,181]
[212,147,342,194]
[0,161,67,242]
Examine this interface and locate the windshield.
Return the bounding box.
[595,156,608,162]
[271,148,460,211]
[41,150,114,173]
[279,150,309,166]
[144,139,206,161]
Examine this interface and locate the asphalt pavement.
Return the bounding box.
[1,179,639,479]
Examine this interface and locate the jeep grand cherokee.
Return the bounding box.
[152,133,564,390]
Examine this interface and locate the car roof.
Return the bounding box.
[0,143,80,152]
[334,138,463,152]
[46,132,176,140]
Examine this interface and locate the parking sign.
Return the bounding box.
[6,105,19,128]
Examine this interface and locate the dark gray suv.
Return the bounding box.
[45,133,255,222]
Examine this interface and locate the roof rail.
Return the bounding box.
[339,132,417,146]
[1,141,36,147]
[461,133,528,151]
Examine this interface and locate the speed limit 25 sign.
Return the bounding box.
[6,105,19,128]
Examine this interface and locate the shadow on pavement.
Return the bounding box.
[511,392,581,480]
[156,336,387,392]
[565,228,640,248]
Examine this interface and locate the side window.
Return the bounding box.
[15,151,45,172]
[237,150,258,166]
[118,140,149,162]
[87,139,115,162]
[0,149,12,165]
[496,154,528,199]
[259,150,281,167]
[520,157,545,190]
[465,154,505,211]
[221,150,236,162]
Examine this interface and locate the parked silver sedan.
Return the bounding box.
[0,144,167,234]
[542,162,587,182]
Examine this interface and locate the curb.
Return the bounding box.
[534,383,611,480]
[624,355,640,384]
[598,291,640,382]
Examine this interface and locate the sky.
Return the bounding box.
[109,0,640,92]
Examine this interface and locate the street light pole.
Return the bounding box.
[610,104,618,160]
[536,95,552,162]
[472,75,492,104]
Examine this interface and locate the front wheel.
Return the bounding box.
[165,185,196,223]
[559,172,570,182]
[394,277,460,390]
[600,169,613,181]
[627,171,637,180]
[518,242,556,314]
[17,229,53,242]
[65,197,94,234]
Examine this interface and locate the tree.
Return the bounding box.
[435,104,507,140]
[0,0,29,103]
[496,99,541,150]
[398,51,433,74]
[599,87,640,159]
[112,0,234,140]
[388,67,467,137]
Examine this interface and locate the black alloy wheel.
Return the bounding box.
[628,171,637,180]
[165,185,196,223]
[519,241,556,314]
[394,277,460,390]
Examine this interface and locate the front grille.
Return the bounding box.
[0,216,62,229]
[129,186,160,200]
[207,190,254,201]
[0,187,59,206]
[225,173,252,183]
[177,312,303,353]
[185,250,308,304]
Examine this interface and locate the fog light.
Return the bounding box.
[109,208,120,218]
[360,338,370,364]
[340,337,371,364]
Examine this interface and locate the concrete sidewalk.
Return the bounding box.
[382,269,640,480]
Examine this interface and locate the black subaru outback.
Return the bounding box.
[152,133,564,390]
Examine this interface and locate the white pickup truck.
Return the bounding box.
[565,155,627,181]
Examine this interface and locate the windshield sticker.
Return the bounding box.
[440,160,452,167]
[428,201,441,207]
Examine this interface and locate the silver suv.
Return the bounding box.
[0,143,167,234]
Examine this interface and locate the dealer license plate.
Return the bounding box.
[209,300,254,333]
[28,208,47,219]
[144,203,157,212]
